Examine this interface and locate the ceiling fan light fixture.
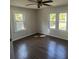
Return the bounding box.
[26,0,53,8]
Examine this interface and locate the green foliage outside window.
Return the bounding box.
[15,13,23,21]
[14,13,25,32]
[50,14,56,21]
[59,13,67,30]
[50,14,56,28]
[59,13,67,21]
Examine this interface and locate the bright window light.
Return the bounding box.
[15,13,25,32]
[59,13,67,30]
[50,13,56,29]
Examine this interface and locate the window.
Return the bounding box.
[14,13,25,32]
[59,13,67,30]
[50,13,56,29]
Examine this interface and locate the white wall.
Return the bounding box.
[10,5,68,41]
[10,6,37,41]
[37,5,68,40]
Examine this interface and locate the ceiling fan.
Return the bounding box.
[26,0,53,8]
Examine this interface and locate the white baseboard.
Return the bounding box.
[40,33,67,40]
[12,32,67,42]
[12,33,36,42]
[47,34,67,40]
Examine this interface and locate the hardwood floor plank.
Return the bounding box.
[13,34,68,59]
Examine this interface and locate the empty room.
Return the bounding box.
[10,0,68,59]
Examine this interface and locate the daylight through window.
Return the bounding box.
[15,13,25,32]
[50,13,56,29]
[59,13,67,30]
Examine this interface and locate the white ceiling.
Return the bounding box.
[10,0,68,9]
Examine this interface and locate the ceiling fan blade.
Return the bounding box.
[26,4,37,6]
[37,0,42,2]
[40,0,42,2]
[28,0,37,2]
[38,3,40,8]
[43,0,53,3]
[43,3,51,6]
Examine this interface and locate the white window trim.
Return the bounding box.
[49,12,68,32]
[13,11,26,32]
[58,12,68,31]
[49,13,57,29]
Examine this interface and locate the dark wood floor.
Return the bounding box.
[13,34,68,59]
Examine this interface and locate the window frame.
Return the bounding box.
[49,12,68,31]
[58,13,68,31]
[49,13,57,29]
[14,12,25,32]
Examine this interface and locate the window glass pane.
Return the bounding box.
[16,22,25,31]
[15,13,23,21]
[59,13,67,30]
[50,21,55,28]
[59,13,67,21]
[50,14,56,21]
[59,22,66,30]
[50,14,56,29]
